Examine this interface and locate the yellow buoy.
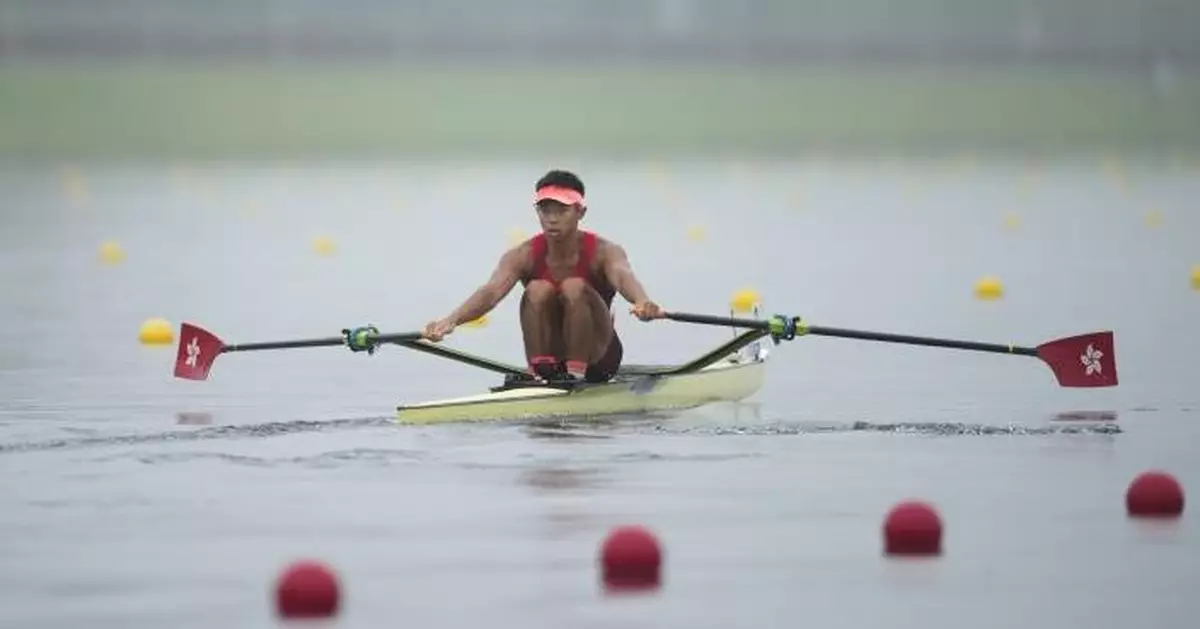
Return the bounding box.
[902,181,925,202]
[974,276,1005,301]
[1018,172,1038,196]
[1191,265,1200,291]
[170,165,199,193]
[61,167,89,206]
[99,240,125,265]
[1145,209,1163,228]
[138,318,174,345]
[460,314,489,329]
[505,228,527,247]
[789,189,804,209]
[311,236,336,256]
[1104,157,1129,191]
[646,161,670,183]
[658,186,683,207]
[953,153,978,174]
[728,160,754,183]
[1002,213,1022,232]
[239,202,261,218]
[685,224,707,243]
[729,288,761,314]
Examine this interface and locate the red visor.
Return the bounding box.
[534,185,584,206]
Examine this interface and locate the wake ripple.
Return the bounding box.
[654,420,1123,436]
[0,416,391,454]
[0,416,1120,455]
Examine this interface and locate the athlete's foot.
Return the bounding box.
[545,367,580,384]
[530,356,571,383]
[564,360,589,381]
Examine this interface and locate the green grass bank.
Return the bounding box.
[2,62,1198,160]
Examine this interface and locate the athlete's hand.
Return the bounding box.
[629,301,663,322]
[422,318,456,342]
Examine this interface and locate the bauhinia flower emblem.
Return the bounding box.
[1080,343,1104,376]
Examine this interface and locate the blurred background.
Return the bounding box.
[1,0,1198,159]
[2,6,1199,627]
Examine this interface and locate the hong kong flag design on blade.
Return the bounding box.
[1036,331,1117,388]
[174,323,224,381]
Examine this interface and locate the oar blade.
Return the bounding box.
[1036,331,1118,387]
[174,322,225,381]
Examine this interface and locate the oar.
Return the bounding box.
[173,322,532,382]
[173,322,423,381]
[662,312,1118,388]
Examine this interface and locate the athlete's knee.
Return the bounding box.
[523,280,557,308]
[558,277,591,306]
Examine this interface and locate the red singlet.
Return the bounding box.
[525,230,616,305]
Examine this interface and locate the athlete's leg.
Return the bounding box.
[520,280,563,377]
[558,278,615,377]
[585,333,623,383]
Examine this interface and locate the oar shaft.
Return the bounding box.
[662,312,1038,356]
[225,338,342,352]
[386,339,530,378]
[807,326,1037,356]
[223,332,423,353]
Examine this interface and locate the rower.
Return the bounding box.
[421,169,663,382]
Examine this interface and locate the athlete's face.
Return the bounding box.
[535,200,585,237]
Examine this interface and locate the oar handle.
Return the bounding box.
[223,331,423,353]
[662,312,1037,356]
[665,312,765,329]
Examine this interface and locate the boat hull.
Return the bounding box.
[396,356,766,424]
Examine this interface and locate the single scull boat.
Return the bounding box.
[395,328,771,424]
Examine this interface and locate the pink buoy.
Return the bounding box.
[1126,470,1184,517]
[274,559,340,619]
[883,500,943,556]
[600,525,662,590]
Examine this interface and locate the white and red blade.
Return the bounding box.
[173,322,226,381]
[1037,331,1117,388]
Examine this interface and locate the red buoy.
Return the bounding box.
[274,559,340,619]
[1126,470,1185,517]
[883,500,943,556]
[600,525,662,590]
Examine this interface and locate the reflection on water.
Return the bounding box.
[520,465,609,493]
[520,464,613,541]
[519,401,768,439]
[1052,411,1118,422]
[880,556,946,590]
[1129,519,1187,543]
[175,411,213,425]
[0,413,1128,456]
[523,423,615,440]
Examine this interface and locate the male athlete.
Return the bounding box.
[421,169,663,382]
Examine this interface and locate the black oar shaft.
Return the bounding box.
[663,312,1038,357]
[387,339,529,378]
[807,326,1037,356]
[224,338,342,352]
[223,332,422,353]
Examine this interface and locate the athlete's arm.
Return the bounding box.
[442,245,527,326]
[599,241,652,305]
